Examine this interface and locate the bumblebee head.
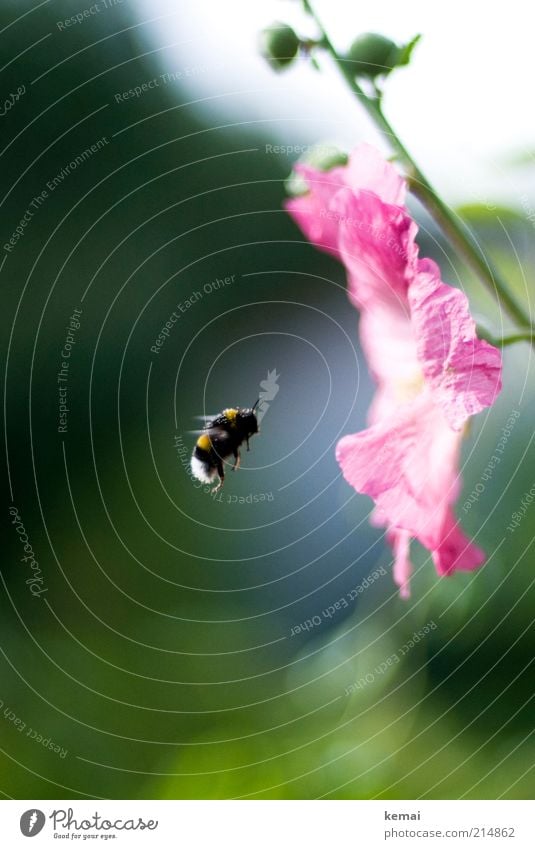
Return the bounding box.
[242,411,259,436]
[239,400,260,437]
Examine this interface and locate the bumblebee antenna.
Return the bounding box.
[252,398,260,411]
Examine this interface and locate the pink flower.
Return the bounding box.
[285,143,406,257]
[286,144,502,596]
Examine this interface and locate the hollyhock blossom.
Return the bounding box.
[285,144,406,256]
[286,144,502,596]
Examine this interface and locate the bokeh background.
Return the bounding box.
[1,0,534,800]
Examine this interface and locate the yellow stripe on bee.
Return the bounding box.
[223,408,238,424]
[196,434,212,451]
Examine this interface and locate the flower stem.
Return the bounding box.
[476,328,534,348]
[303,1,534,333]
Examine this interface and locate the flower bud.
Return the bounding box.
[259,22,300,71]
[347,32,399,78]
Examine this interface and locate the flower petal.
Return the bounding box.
[387,528,413,598]
[408,258,503,430]
[358,305,420,423]
[344,143,407,205]
[284,143,408,257]
[333,187,418,311]
[432,510,486,576]
[336,392,469,561]
[284,163,347,256]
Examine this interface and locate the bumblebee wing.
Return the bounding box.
[193,414,217,423]
[187,414,219,435]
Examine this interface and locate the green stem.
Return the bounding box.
[477,328,534,348]
[304,1,534,333]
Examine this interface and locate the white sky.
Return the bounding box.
[136,0,535,206]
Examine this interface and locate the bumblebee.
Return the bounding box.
[190,402,259,492]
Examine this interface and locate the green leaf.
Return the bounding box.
[456,203,525,226]
[504,150,535,167]
[395,33,422,67]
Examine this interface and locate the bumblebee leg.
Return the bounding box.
[232,448,241,471]
[211,460,225,494]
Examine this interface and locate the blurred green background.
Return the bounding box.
[1,0,534,800]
